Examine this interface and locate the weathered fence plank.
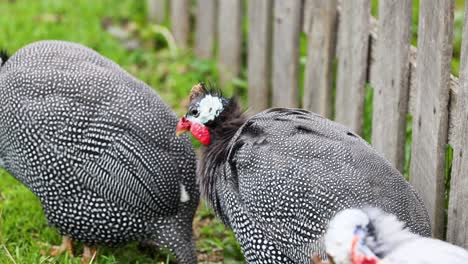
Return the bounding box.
[303,0,337,118]
[335,0,370,134]
[247,0,273,113]
[271,0,302,108]
[170,0,190,48]
[195,0,216,59]
[371,0,412,172]
[147,0,166,24]
[218,0,243,85]
[410,0,454,239]
[447,2,468,249]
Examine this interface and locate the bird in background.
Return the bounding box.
[176,82,431,263]
[0,41,199,263]
[317,207,468,264]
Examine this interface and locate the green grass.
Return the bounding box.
[0,0,242,263]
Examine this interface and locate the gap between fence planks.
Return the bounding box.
[303,0,337,119]
[370,0,412,172]
[447,1,468,250]
[335,0,370,135]
[170,0,190,48]
[271,0,302,108]
[218,0,243,85]
[247,0,273,113]
[409,0,454,239]
[195,0,217,59]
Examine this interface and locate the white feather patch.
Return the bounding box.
[187,94,224,124]
[180,184,190,203]
[324,209,370,264]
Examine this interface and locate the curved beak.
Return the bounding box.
[176,116,191,137]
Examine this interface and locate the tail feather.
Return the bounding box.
[0,50,9,66]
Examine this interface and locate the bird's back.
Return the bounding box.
[220,108,430,263]
[0,41,198,243]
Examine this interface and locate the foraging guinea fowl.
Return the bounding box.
[321,207,468,264]
[0,41,199,263]
[176,83,431,263]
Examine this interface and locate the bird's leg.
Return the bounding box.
[82,245,97,264]
[50,236,74,257]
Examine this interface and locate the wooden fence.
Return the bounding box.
[148,0,468,248]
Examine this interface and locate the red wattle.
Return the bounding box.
[190,122,211,145]
[176,116,192,133]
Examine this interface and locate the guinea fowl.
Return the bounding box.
[0,41,199,263]
[176,83,431,263]
[320,207,468,264]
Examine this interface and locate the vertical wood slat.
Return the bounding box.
[195,0,217,59]
[410,0,454,239]
[302,0,313,34]
[170,0,190,48]
[218,0,243,85]
[335,0,370,134]
[371,0,412,172]
[303,0,337,118]
[247,0,273,113]
[147,0,166,24]
[447,2,468,249]
[271,0,302,108]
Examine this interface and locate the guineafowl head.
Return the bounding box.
[176,82,242,145]
[176,82,245,205]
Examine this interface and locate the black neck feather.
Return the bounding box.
[197,98,246,213]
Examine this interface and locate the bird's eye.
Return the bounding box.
[190,108,199,117]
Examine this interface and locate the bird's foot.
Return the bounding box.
[48,236,74,257]
[82,246,97,264]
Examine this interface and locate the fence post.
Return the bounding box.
[170,0,190,48]
[447,2,468,249]
[303,0,337,118]
[247,0,273,113]
[218,0,243,85]
[410,0,454,239]
[271,0,302,108]
[371,0,412,172]
[335,0,370,134]
[147,0,166,24]
[195,0,217,59]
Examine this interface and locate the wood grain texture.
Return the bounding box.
[302,0,313,34]
[409,0,454,239]
[170,0,190,48]
[271,0,302,108]
[218,0,243,85]
[447,2,468,249]
[247,0,273,113]
[371,0,412,172]
[303,0,337,118]
[335,0,370,134]
[147,0,166,23]
[195,0,216,59]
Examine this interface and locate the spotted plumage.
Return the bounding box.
[0,41,199,263]
[177,84,431,264]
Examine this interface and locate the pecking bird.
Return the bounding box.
[176,83,431,264]
[321,207,468,264]
[0,40,199,263]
